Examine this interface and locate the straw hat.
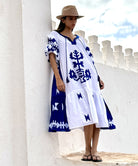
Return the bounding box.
[56,5,84,20]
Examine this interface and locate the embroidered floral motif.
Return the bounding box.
[84,114,90,121]
[52,102,64,111]
[108,120,114,126]
[52,103,59,111]
[85,46,93,57]
[45,37,60,65]
[77,93,83,99]
[85,46,90,51]
[56,89,60,95]
[49,120,69,129]
[69,50,91,83]
[47,38,59,54]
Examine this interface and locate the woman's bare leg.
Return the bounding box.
[82,124,94,160]
[91,124,102,161]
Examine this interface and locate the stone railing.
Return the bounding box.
[52,21,138,73]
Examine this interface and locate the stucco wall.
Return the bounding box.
[0,1,27,166]
[0,0,61,166]
[97,63,138,154]
[21,0,62,166]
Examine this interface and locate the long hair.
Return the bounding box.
[55,17,66,33]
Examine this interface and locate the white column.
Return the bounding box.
[22,0,60,166]
[0,0,28,166]
[0,0,62,166]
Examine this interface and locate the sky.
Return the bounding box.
[51,0,138,52]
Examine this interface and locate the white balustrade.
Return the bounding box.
[75,30,87,43]
[113,45,124,68]
[75,30,85,38]
[52,22,138,72]
[124,48,134,70]
[88,35,102,63]
[102,40,114,66]
[134,52,138,71]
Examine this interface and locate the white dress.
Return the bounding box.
[45,31,109,130]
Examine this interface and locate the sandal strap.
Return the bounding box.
[83,154,91,157]
[92,155,102,160]
[92,155,99,157]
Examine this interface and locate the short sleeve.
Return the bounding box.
[45,31,59,64]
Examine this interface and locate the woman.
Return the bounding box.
[45,5,115,162]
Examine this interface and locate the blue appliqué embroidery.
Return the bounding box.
[47,37,59,55]
[52,102,64,111]
[69,50,91,83]
[77,93,83,99]
[85,47,90,51]
[49,120,69,129]
[84,114,90,121]
[85,47,93,57]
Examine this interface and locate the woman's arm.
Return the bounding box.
[49,53,65,92]
[99,79,104,90]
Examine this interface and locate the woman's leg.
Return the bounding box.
[91,124,102,161]
[82,124,93,160]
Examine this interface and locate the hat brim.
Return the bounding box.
[56,15,84,20]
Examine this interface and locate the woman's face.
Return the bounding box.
[62,16,77,30]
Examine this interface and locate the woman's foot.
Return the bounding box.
[81,154,92,161]
[91,154,102,162]
[91,150,102,162]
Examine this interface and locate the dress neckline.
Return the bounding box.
[56,31,79,45]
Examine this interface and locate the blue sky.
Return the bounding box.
[51,0,138,52]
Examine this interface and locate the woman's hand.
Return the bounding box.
[99,79,104,90]
[56,78,65,92]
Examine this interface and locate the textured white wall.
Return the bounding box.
[0,0,27,166]
[97,63,138,154]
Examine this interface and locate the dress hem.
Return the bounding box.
[69,121,109,130]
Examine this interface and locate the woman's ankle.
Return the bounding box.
[91,148,97,155]
[85,147,91,154]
